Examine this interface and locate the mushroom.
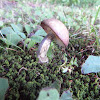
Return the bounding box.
[37,18,69,63]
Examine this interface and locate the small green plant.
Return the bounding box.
[0,78,9,100]
[37,88,73,100]
[37,80,73,100]
[0,24,26,52]
[0,23,44,49]
[81,55,100,74]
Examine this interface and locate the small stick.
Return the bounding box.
[18,67,28,75]
[6,47,18,52]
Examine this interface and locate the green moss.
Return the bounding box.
[0,38,100,100]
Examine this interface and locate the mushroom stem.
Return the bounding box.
[37,33,54,63]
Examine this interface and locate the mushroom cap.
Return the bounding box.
[40,18,69,47]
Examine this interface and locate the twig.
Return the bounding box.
[18,67,28,75]
[77,49,89,54]
[6,47,18,52]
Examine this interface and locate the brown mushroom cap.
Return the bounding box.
[41,18,69,47]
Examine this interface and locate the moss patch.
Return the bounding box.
[0,38,100,100]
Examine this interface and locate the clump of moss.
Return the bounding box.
[0,38,100,100]
[0,48,63,100]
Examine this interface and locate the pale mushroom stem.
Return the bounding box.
[37,33,54,63]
